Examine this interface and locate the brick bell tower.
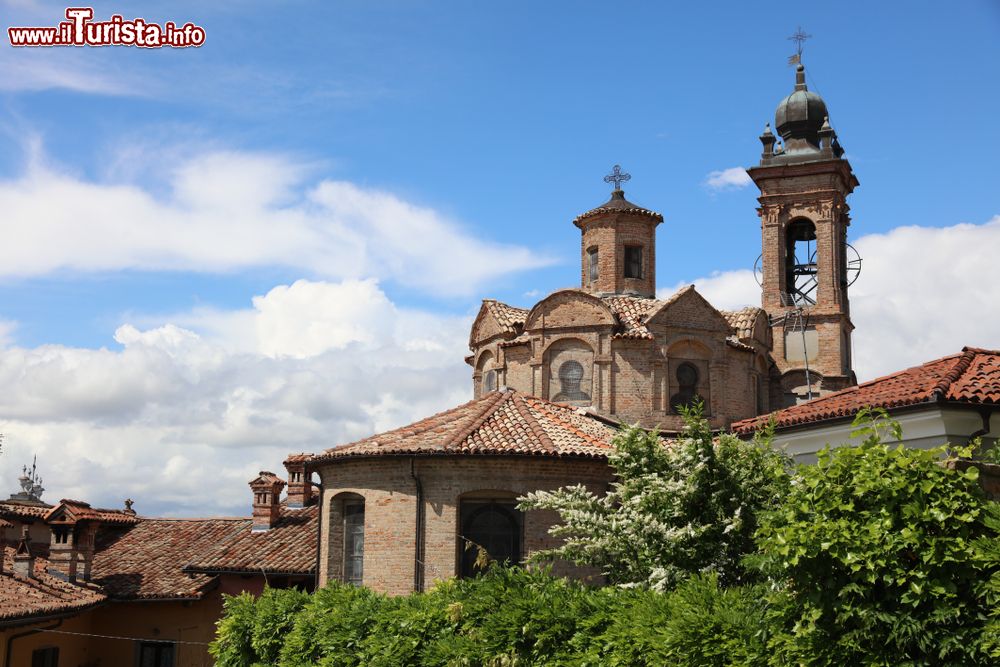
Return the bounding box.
[574,165,663,297]
[748,62,860,406]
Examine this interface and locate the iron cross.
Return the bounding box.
[788,26,811,57]
[603,165,631,190]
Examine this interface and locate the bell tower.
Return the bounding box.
[748,63,860,406]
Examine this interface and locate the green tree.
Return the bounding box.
[755,408,1000,666]
[519,403,791,590]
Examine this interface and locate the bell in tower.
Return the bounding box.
[748,61,861,407]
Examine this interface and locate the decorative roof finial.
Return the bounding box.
[603,164,631,192]
[787,26,811,65]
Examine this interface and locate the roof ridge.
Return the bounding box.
[444,390,513,450]
[511,393,556,453]
[932,348,979,400]
[523,396,613,450]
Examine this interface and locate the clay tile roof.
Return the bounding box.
[91,518,251,600]
[45,500,139,526]
[732,347,1000,435]
[726,337,755,353]
[483,300,529,336]
[283,453,309,465]
[309,390,618,464]
[573,190,664,225]
[0,548,106,624]
[603,295,660,339]
[250,472,286,489]
[0,519,11,529]
[720,306,764,341]
[183,505,318,576]
[0,502,51,521]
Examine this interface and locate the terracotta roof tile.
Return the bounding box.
[0,502,51,521]
[91,518,251,600]
[726,337,755,353]
[45,499,140,526]
[482,300,529,336]
[309,390,618,463]
[720,306,764,341]
[0,548,106,624]
[603,295,659,339]
[183,505,317,575]
[573,191,664,225]
[732,347,1000,435]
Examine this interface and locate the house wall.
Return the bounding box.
[768,406,1000,463]
[0,575,292,667]
[1,613,95,667]
[316,456,613,595]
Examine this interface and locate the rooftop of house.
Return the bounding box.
[732,347,1000,435]
[0,546,106,626]
[0,464,319,624]
[309,388,621,465]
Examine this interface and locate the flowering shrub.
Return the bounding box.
[519,403,791,590]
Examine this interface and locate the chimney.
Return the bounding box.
[250,471,286,532]
[283,455,314,509]
[48,523,78,582]
[76,523,98,582]
[12,526,35,578]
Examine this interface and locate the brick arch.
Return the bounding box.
[475,350,498,396]
[664,338,713,416]
[456,490,523,577]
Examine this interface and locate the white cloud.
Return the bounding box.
[0,151,549,296]
[703,167,752,191]
[663,216,1000,381]
[0,279,472,516]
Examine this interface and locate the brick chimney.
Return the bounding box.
[76,523,98,582]
[250,471,286,532]
[283,455,314,509]
[48,523,78,581]
[12,526,35,578]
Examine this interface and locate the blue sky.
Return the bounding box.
[0,0,998,514]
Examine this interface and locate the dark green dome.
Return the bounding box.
[774,64,828,147]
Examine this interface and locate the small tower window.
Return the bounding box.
[624,245,643,279]
[587,248,599,283]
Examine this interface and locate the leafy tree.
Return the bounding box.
[519,403,791,590]
[755,408,1000,666]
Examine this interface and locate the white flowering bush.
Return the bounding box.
[519,403,791,591]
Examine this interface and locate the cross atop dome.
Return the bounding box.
[603,164,630,192]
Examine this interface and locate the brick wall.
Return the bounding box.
[316,456,612,595]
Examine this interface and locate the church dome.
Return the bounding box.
[774,64,828,146]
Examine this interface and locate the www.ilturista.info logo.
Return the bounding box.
[8,7,205,48]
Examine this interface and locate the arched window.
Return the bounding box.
[670,362,702,414]
[343,501,364,586]
[484,369,497,392]
[785,219,818,305]
[459,500,521,577]
[328,493,365,586]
